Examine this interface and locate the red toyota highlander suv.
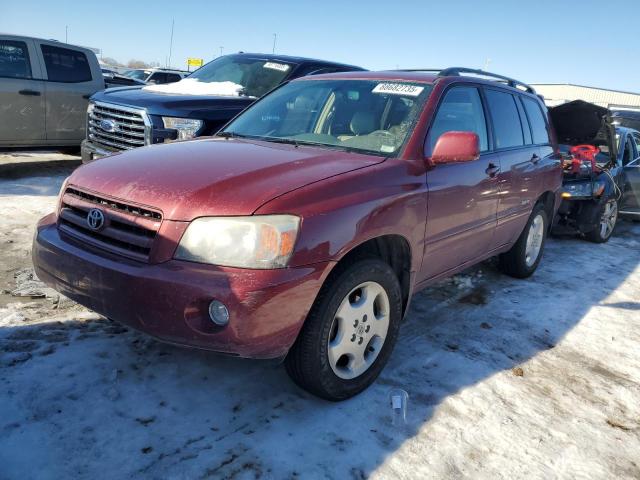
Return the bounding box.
[33,68,561,400]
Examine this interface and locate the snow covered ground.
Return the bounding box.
[1,157,639,479]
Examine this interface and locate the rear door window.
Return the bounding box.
[522,96,551,145]
[41,44,92,82]
[165,73,181,83]
[0,40,32,78]
[485,89,524,149]
[427,86,489,153]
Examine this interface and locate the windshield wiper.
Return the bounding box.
[216,131,247,139]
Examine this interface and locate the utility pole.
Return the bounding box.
[168,18,175,68]
[65,25,68,43]
[272,33,277,54]
[219,46,224,57]
[483,58,491,71]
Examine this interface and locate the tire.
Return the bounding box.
[498,203,548,279]
[285,258,403,401]
[586,198,618,243]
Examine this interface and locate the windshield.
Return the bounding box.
[124,70,149,81]
[222,79,432,156]
[188,55,294,98]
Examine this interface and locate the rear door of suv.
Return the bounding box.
[483,87,541,247]
[0,37,46,145]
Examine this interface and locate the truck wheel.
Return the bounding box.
[586,198,618,243]
[498,203,548,279]
[285,259,402,401]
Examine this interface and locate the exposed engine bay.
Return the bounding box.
[550,100,623,241]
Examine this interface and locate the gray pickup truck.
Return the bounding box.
[0,34,104,148]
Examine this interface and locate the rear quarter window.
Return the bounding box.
[41,44,92,83]
[522,96,551,144]
[0,40,32,78]
[485,89,524,149]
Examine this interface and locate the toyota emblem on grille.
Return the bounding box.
[86,209,105,230]
[99,119,118,132]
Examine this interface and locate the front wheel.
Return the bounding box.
[285,259,403,401]
[586,198,618,243]
[498,203,548,279]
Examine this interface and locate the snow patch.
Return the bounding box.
[142,78,244,97]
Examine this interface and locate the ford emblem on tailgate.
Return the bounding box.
[86,209,105,230]
[99,119,117,132]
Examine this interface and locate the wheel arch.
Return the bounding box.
[537,190,556,230]
[326,234,413,316]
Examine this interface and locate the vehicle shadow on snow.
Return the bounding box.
[0,160,80,195]
[1,221,639,478]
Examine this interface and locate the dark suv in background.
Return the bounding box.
[81,53,364,162]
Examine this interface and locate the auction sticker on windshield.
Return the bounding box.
[264,62,290,72]
[372,83,424,96]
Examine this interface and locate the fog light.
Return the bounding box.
[208,300,229,326]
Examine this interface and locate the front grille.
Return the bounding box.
[65,188,161,220]
[58,188,162,262]
[88,102,148,151]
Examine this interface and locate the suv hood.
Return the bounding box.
[549,100,616,157]
[93,87,254,119]
[68,138,385,221]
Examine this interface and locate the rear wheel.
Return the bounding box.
[285,259,402,401]
[498,203,548,279]
[586,198,618,243]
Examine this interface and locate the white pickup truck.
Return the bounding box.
[0,34,104,148]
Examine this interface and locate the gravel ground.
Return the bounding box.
[1,153,639,480]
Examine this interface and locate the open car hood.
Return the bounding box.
[549,100,616,161]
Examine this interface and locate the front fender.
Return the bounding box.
[254,158,428,274]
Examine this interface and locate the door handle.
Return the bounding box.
[19,89,41,96]
[531,153,540,164]
[485,163,500,177]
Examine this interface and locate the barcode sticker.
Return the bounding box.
[372,83,424,96]
[392,395,402,409]
[264,62,290,72]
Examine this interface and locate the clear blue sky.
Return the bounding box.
[3,0,639,92]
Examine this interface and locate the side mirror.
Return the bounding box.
[428,131,480,165]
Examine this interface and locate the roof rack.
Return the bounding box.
[397,67,536,94]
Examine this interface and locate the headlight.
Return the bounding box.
[175,215,300,269]
[57,177,71,213]
[162,117,203,140]
[561,180,606,199]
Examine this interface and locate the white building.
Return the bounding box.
[531,83,640,111]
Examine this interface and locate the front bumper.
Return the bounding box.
[552,196,604,234]
[33,213,333,359]
[81,139,120,164]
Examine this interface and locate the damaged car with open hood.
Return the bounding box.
[551,100,640,242]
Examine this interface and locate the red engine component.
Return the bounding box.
[569,144,600,174]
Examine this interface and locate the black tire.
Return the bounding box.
[498,203,548,279]
[585,198,618,243]
[285,258,403,401]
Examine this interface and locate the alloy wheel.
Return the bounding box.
[599,199,618,239]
